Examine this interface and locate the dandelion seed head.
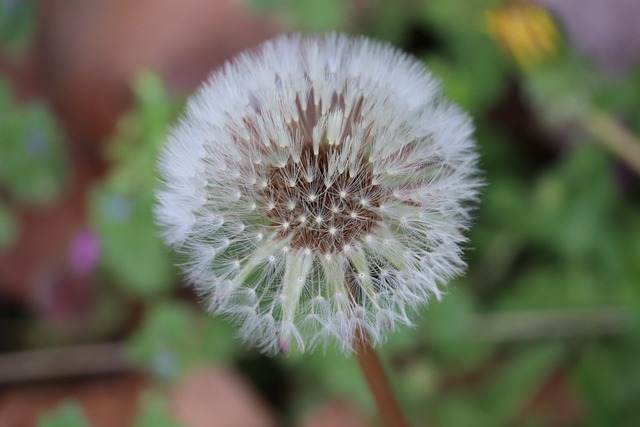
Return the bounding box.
[155,33,480,355]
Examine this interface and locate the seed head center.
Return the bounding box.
[262,144,384,252]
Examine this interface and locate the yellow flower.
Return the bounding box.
[486,1,559,69]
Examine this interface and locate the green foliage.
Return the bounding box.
[0,79,67,204]
[478,144,640,313]
[572,338,640,427]
[91,187,174,295]
[133,393,183,427]
[127,301,238,380]
[482,344,563,423]
[287,347,373,417]
[0,0,37,53]
[4,0,640,425]
[248,0,349,31]
[420,0,508,112]
[90,73,178,296]
[363,0,415,45]
[524,54,594,125]
[37,402,91,427]
[0,200,19,250]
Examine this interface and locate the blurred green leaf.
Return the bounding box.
[420,0,507,112]
[481,344,564,424]
[525,54,594,125]
[127,302,238,380]
[573,340,640,427]
[437,397,495,427]
[91,188,174,296]
[366,0,416,45]
[248,0,349,31]
[127,302,203,380]
[201,315,240,363]
[0,0,37,53]
[37,401,91,427]
[292,349,372,411]
[133,393,183,427]
[422,287,474,345]
[419,287,493,366]
[0,79,68,204]
[592,68,640,115]
[90,72,179,296]
[0,201,19,250]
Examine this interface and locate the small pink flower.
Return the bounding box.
[68,228,101,278]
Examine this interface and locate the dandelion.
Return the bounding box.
[155,34,480,356]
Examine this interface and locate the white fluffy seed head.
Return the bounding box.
[155,33,481,355]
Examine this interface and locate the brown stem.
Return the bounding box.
[354,331,409,427]
[0,343,131,384]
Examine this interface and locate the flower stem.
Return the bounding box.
[583,109,640,176]
[354,332,409,427]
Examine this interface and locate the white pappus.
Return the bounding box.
[155,33,481,355]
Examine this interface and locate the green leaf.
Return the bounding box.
[247,0,348,31]
[127,302,238,380]
[201,315,240,363]
[0,0,37,54]
[38,401,91,427]
[480,344,564,425]
[0,201,19,250]
[366,0,416,45]
[436,397,495,427]
[90,72,180,296]
[0,79,68,204]
[419,287,491,365]
[127,302,202,380]
[133,393,183,427]
[573,340,640,426]
[292,349,372,411]
[524,53,594,125]
[91,188,175,296]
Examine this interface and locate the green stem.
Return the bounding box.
[583,109,640,176]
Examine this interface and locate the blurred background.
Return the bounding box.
[1,0,640,426]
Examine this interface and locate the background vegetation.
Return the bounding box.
[2,0,640,425]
